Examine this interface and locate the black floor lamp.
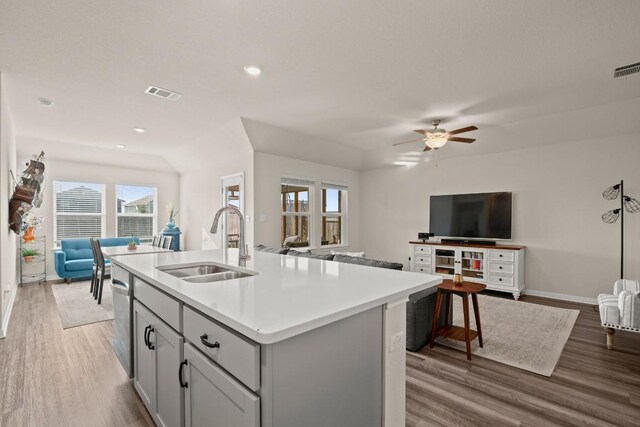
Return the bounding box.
[601,180,640,279]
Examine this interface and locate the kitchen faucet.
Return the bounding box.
[210,205,250,267]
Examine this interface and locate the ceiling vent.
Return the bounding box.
[145,85,182,101]
[613,62,640,79]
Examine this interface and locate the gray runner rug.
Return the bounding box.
[51,280,114,329]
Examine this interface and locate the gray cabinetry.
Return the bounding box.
[134,300,184,427]
[183,342,260,427]
[134,301,155,409]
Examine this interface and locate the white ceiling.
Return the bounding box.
[1,0,640,170]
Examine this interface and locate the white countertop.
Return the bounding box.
[111,250,441,344]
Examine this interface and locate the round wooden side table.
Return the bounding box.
[429,279,486,360]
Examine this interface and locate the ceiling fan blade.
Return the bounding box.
[423,145,432,152]
[393,138,427,146]
[448,125,478,135]
[448,136,475,143]
[413,129,428,135]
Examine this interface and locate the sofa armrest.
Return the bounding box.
[54,250,67,277]
[619,291,640,329]
[614,279,640,295]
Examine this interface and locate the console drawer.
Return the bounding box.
[411,265,431,273]
[183,306,260,391]
[413,245,432,255]
[134,277,181,332]
[489,250,515,263]
[413,255,432,265]
[488,263,514,274]
[488,273,514,287]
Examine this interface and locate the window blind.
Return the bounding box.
[53,181,105,242]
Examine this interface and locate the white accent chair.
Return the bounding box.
[598,279,640,349]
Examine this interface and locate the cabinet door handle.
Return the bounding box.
[147,327,155,350]
[178,360,188,388]
[200,334,220,349]
[143,325,150,348]
[499,266,503,270]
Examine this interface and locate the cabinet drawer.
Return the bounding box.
[488,273,514,287]
[488,263,514,274]
[183,306,260,391]
[489,250,515,263]
[134,277,182,332]
[413,245,432,255]
[413,255,431,265]
[411,265,431,273]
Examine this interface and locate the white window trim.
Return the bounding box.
[115,185,158,242]
[281,177,315,248]
[279,177,349,249]
[53,181,106,244]
[321,183,348,247]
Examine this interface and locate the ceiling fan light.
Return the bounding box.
[427,135,448,149]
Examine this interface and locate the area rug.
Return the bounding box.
[51,281,114,329]
[419,294,579,377]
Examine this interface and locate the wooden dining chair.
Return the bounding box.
[92,239,107,304]
[89,238,99,294]
[162,236,173,250]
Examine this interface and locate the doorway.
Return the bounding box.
[221,172,244,260]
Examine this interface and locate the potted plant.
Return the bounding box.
[127,238,137,251]
[166,203,179,230]
[22,248,39,263]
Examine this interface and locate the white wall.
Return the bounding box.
[360,134,640,300]
[168,119,254,252]
[254,152,361,251]
[19,155,180,279]
[0,74,18,337]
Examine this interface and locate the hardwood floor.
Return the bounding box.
[0,282,153,427]
[2,284,639,426]
[407,294,640,427]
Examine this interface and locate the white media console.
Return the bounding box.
[409,241,526,300]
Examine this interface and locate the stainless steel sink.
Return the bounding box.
[183,271,254,283]
[157,262,258,283]
[159,264,231,278]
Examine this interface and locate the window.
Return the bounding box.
[279,178,349,248]
[281,178,313,247]
[53,181,105,243]
[321,184,347,246]
[116,185,157,243]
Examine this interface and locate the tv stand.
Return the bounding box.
[408,241,526,300]
[440,239,497,246]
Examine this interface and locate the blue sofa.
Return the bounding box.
[55,237,140,282]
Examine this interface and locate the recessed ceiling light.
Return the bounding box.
[38,98,54,107]
[133,127,146,133]
[116,144,126,149]
[243,65,262,76]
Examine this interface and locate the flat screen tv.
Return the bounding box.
[429,192,512,240]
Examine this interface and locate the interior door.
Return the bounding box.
[133,301,156,412]
[221,172,245,261]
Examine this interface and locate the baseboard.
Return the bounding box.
[0,284,18,339]
[524,289,597,305]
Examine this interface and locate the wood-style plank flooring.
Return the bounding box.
[1,284,639,426]
[0,282,153,427]
[407,294,640,427]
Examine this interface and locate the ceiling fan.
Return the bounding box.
[393,120,478,151]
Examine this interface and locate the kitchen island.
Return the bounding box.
[110,249,441,427]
